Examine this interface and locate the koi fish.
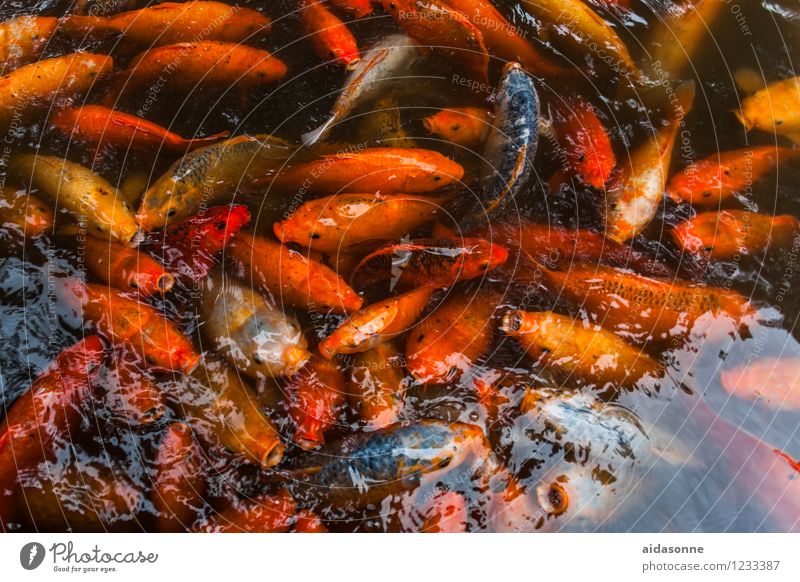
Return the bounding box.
[59,279,200,373]
[501,393,654,531]
[148,205,251,284]
[228,232,363,313]
[103,41,287,105]
[350,237,508,289]
[423,107,492,149]
[0,186,53,238]
[0,336,105,527]
[284,356,347,449]
[465,63,538,230]
[0,15,58,71]
[673,210,800,260]
[61,1,271,48]
[347,341,408,428]
[51,105,230,161]
[272,147,464,195]
[502,310,663,389]
[642,0,727,81]
[83,235,174,296]
[300,0,360,69]
[185,357,284,467]
[520,0,643,81]
[550,97,616,189]
[605,81,695,243]
[667,146,800,207]
[0,53,113,131]
[406,289,499,384]
[720,357,800,411]
[8,154,141,245]
[476,221,673,278]
[201,270,311,379]
[274,193,443,255]
[153,422,208,532]
[381,0,489,86]
[279,420,490,506]
[356,94,417,147]
[136,134,290,230]
[736,76,800,143]
[318,287,433,358]
[532,262,750,344]
[302,34,420,145]
[443,0,569,76]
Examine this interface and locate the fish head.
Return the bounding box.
[459,239,509,280]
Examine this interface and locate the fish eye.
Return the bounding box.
[433,175,441,181]
[252,353,266,364]
[167,208,177,217]
[537,481,569,517]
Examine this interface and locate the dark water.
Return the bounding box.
[1,0,799,532]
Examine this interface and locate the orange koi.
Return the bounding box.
[406,289,498,384]
[300,0,361,69]
[284,356,347,449]
[0,16,58,71]
[318,287,433,358]
[673,210,800,260]
[63,280,200,373]
[61,2,271,47]
[550,97,616,189]
[347,341,407,428]
[51,105,229,161]
[667,146,800,207]
[423,107,492,149]
[272,147,464,195]
[381,0,490,85]
[153,422,207,532]
[103,41,286,105]
[274,193,443,255]
[0,53,113,131]
[84,234,174,296]
[228,232,363,313]
[502,310,663,388]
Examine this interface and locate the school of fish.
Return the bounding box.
[0,0,798,533]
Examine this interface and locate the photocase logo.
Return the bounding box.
[20,542,46,570]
